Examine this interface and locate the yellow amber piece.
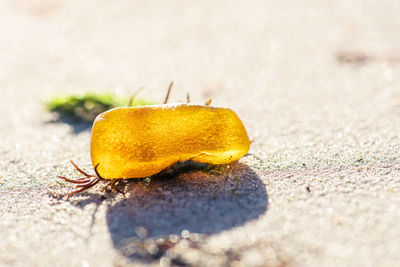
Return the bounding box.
[90,104,250,179]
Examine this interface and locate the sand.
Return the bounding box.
[1,0,399,266]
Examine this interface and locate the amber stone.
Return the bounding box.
[90,104,250,179]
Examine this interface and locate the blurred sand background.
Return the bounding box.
[0,0,399,266]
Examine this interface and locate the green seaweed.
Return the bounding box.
[46,92,155,121]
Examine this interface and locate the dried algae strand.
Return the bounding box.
[58,102,250,199]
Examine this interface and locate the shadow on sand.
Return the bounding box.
[106,162,268,263]
[45,116,92,134]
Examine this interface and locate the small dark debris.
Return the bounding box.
[336,50,371,65]
[336,50,400,65]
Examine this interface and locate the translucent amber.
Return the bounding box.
[90,104,250,179]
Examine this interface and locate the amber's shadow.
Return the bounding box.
[106,162,268,261]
